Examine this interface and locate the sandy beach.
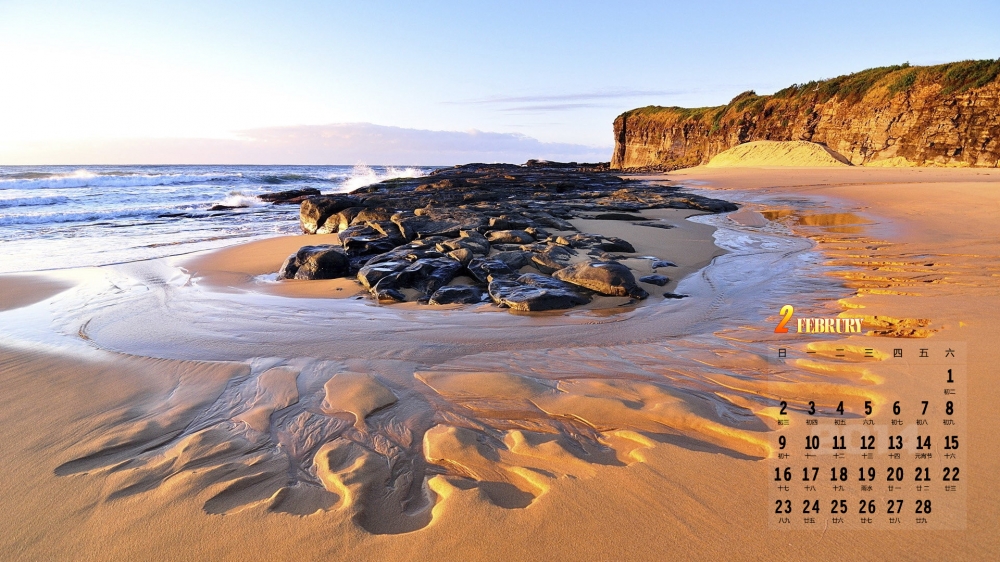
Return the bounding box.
[2,166,998,560]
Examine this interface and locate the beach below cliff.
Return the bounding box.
[1,166,998,560]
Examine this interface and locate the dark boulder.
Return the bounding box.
[338,224,401,255]
[428,285,486,305]
[300,195,364,234]
[260,187,321,203]
[639,274,670,286]
[358,260,410,290]
[598,237,636,253]
[395,257,463,296]
[663,292,689,299]
[277,245,350,280]
[466,257,516,284]
[529,244,576,274]
[553,261,648,299]
[651,260,677,268]
[491,250,531,270]
[487,273,590,312]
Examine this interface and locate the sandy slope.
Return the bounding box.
[1,167,999,560]
[706,140,852,167]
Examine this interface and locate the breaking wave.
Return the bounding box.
[337,165,425,192]
[0,195,69,208]
[0,170,241,190]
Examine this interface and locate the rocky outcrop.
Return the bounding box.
[279,161,737,312]
[611,60,1000,169]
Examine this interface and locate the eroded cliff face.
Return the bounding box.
[611,62,1000,169]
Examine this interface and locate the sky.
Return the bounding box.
[1,0,997,165]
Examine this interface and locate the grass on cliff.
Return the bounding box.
[621,58,1000,127]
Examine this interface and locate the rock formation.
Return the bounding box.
[281,161,737,312]
[611,60,1000,169]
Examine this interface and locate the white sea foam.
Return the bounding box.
[337,164,425,192]
[215,192,266,208]
[0,170,241,190]
[0,208,163,226]
[0,196,69,208]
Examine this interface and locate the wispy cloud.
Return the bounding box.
[448,89,690,106]
[1,123,613,165]
[499,103,607,113]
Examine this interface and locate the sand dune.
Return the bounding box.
[706,140,852,167]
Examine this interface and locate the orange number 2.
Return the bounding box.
[774,305,794,333]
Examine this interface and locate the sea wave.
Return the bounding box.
[0,170,242,190]
[0,196,69,208]
[337,165,425,192]
[0,207,165,226]
[259,173,333,185]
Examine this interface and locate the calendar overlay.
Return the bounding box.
[768,341,966,530]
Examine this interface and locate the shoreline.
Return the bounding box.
[1,166,998,558]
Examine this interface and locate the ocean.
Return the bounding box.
[0,165,435,274]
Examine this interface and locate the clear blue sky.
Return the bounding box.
[1,0,997,164]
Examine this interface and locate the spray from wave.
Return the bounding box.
[336,165,425,193]
[213,192,266,209]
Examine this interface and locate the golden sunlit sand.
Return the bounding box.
[1,167,999,559]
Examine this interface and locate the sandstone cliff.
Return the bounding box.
[611,60,1000,169]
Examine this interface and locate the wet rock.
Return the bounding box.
[466,257,516,284]
[457,230,491,254]
[639,274,670,286]
[392,208,487,240]
[375,286,406,302]
[553,261,648,299]
[524,226,549,239]
[363,245,444,267]
[395,257,463,296]
[428,285,486,305]
[528,211,575,230]
[300,195,364,234]
[260,187,321,203]
[277,245,350,280]
[436,236,490,256]
[489,214,532,230]
[633,221,674,230]
[593,212,644,221]
[338,225,400,255]
[529,244,576,273]
[598,237,636,253]
[663,292,688,299]
[485,230,535,245]
[651,260,677,268]
[488,274,590,311]
[358,260,410,290]
[447,248,473,266]
[491,250,531,270]
[353,208,396,225]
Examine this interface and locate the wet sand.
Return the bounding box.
[2,167,999,559]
